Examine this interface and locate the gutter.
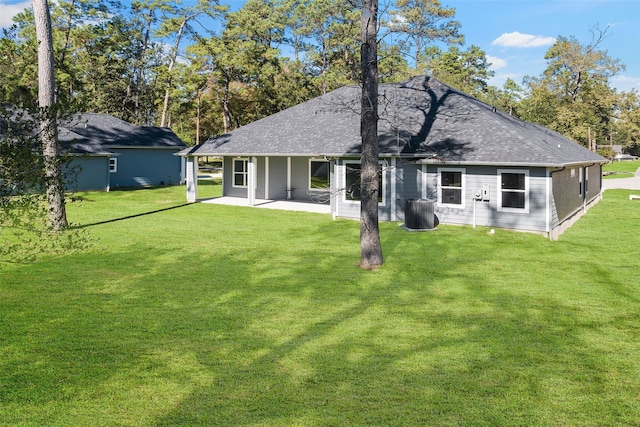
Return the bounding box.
[175,150,608,170]
[413,159,607,168]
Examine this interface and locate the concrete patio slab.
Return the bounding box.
[200,197,331,214]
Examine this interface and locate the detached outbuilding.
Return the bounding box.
[61,113,186,191]
[180,76,606,240]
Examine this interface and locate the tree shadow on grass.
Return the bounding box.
[70,203,192,229]
[152,216,638,425]
[2,205,638,426]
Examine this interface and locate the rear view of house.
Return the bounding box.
[179,76,606,240]
[61,114,186,191]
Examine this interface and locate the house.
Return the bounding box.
[60,113,187,191]
[179,76,606,240]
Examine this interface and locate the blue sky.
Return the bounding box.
[2,0,639,91]
[450,0,640,92]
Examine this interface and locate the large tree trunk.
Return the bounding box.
[160,18,187,127]
[222,70,232,133]
[359,0,383,268]
[33,0,68,231]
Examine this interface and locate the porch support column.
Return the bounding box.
[264,157,270,200]
[248,156,257,206]
[286,156,292,199]
[186,155,198,202]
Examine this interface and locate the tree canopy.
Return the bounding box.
[0,0,636,155]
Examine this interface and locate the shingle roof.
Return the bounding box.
[181,76,605,167]
[60,113,186,154]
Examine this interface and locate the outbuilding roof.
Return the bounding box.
[60,113,186,155]
[181,76,605,167]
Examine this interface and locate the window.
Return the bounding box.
[309,160,330,190]
[438,168,465,208]
[233,158,248,187]
[344,161,383,204]
[109,158,117,173]
[584,167,589,194]
[498,169,529,212]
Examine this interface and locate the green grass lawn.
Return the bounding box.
[1,183,639,426]
[603,160,639,178]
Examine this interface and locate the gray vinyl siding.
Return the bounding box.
[217,154,601,237]
[550,163,602,228]
[335,158,392,221]
[335,161,550,231]
[268,157,287,199]
[66,156,110,191]
[393,163,424,221]
[416,165,549,233]
[334,160,359,220]
[223,157,247,197]
[552,166,582,222]
[585,164,602,201]
[255,157,266,199]
[222,156,331,202]
[109,148,183,188]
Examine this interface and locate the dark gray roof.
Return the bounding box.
[60,113,186,155]
[181,76,605,167]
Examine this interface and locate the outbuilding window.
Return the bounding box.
[233,158,248,187]
[498,169,529,212]
[438,168,465,208]
[109,158,117,173]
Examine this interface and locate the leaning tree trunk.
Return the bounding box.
[33,0,68,231]
[359,0,383,268]
[160,18,187,127]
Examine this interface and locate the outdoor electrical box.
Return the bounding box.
[482,185,490,201]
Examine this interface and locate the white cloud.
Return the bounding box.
[492,31,556,48]
[0,1,31,28]
[611,75,640,92]
[486,55,507,70]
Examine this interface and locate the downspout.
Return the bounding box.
[390,158,396,221]
[264,157,270,200]
[421,164,427,199]
[106,156,111,192]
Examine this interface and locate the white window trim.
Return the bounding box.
[109,157,117,173]
[437,167,466,209]
[497,169,529,213]
[584,166,589,194]
[342,160,386,206]
[232,157,249,188]
[308,158,330,192]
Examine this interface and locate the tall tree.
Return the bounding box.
[615,90,640,155]
[520,27,623,147]
[295,0,361,93]
[360,0,382,268]
[157,0,227,127]
[424,44,493,96]
[129,0,174,124]
[32,0,68,231]
[388,0,462,72]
